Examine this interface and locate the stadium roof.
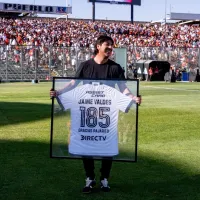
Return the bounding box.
[0,11,29,17]
[178,20,200,25]
[169,12,200,21]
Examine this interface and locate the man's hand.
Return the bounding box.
[132,95,142,105]
[127,94,142,105]
[50,89,58,98]
[120,85,142,105]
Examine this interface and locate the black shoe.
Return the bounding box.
[82,178,96,194]
[100,178,111,192]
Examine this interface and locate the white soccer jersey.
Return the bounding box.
[57,82,134,157]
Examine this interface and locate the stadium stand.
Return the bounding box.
[0,17,200,81]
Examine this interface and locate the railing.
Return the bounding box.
[0,45,199,81]
[128,46,199,69]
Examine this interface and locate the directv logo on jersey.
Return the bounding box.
[81,135,107,141]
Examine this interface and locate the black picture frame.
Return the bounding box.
[50,77,139,163]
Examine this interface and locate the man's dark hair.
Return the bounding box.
[94,35,114,55]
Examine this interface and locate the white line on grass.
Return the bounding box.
[142,86,200,92]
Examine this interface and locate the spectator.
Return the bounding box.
[0,17,199,73]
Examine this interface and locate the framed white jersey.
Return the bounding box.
[50,78,139,162]
[57,82,133,156]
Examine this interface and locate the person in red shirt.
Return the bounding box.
[148,67,153,81]
[155,66,159,74]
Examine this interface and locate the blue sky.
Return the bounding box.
[2,0,200,21]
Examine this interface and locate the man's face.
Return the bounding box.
[97,41,113,58]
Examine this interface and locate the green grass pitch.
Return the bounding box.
[0,81,200,200]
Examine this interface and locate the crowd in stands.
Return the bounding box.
[0,17,199,73]
[1,18,200,48]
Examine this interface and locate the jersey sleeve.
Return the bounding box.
[114,89,134,113]
[57,89,76,111]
